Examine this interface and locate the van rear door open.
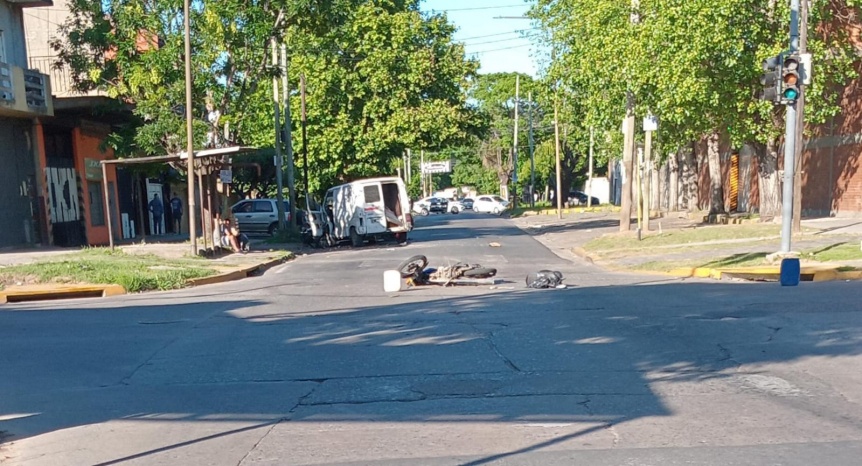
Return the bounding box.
[361,184,387,234]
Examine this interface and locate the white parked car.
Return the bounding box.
[473,195,509,215]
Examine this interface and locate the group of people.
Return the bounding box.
[148,191,247,253]
[148,192,184,235]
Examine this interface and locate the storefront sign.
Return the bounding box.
[84,158,103,181]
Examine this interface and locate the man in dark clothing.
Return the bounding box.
[170,193,183,234]
[149,193,164,235]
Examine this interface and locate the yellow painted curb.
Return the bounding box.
[0,284,126,304]
[668,265,862,283]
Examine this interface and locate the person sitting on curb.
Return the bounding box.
[218,218,242,253]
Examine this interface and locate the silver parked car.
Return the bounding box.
[231,199,292,236]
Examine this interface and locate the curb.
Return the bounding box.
[0,254,293,305]
[0,284,126,304]
[668,265,862,282]
[186,254,292,287]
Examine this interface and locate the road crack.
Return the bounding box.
[235,418,284,466]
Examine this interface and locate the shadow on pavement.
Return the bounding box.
[3,276,862,464]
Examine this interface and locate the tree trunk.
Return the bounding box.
[680,144,698,211]
[659,159,669,212]
[755,139,781,221]
[707,131,725,214]
[669,149,679,211]
[620,91,635,231]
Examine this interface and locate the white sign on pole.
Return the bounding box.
[421,161,451,174]
[220,169,233,184]
[643,115,658,132]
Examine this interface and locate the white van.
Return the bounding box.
[318,177,413,246]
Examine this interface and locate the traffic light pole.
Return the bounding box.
[780,0,800,253]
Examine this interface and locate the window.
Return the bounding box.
[88,182,105,226]
[363,185,381,203]
[254,200,273,212]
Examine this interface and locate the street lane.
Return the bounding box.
[2,213,862,465]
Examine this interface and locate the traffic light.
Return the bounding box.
[759,55,782,103]
[781,53,801,104]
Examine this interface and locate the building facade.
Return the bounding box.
[0,0,54,248]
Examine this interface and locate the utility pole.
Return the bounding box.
[512,74,520,208]
[300,74,309,195]
[588,126,594,208]
[183,0,196,256]
[781,0,800,253]
[408,149,413,185]
[420,150,425,197]
[271,38,285,232]
[281,43,297,231]
[528,91,535,207]
[554,91,562,219]
[792,0,808,234]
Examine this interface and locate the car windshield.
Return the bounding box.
[492,196,504,202]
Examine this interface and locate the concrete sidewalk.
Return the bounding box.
[0,236,297,304]
[512,210,862,282]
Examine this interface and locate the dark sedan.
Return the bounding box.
[460,197,474,210]
[568,191,601,206]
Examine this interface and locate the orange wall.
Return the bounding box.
[72,126,119,246]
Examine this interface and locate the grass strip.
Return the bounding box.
[0,248,216,293]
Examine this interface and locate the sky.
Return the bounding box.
[420,0,541,77]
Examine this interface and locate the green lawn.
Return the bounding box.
[0,248,217,293]
[585,224,786,252]
[802,241,862,262]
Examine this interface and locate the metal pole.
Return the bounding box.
[792,0,808,233]
[271,38,285,233]
[102,162,114,249]
[554,96,562,219]
[300,74,309,194]
[183,0,196,255]
[588,126,594,208]
[420,150,425,197]
[282,43,297,231]
[528,91,535,207]
[781,0,800,253]
[512,75,519,208]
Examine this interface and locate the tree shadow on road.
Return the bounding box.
[2,278,862,465]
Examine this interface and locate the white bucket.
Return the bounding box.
[383,270,402,292]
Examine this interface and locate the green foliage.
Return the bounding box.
[529,0,862,159]
[53,0,481,198]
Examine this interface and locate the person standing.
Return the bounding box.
[170,192,183,234]
[149,193,164,235]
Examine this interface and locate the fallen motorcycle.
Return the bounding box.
[397,255,497,287]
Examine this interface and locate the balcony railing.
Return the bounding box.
[28,55,106,98]
[0,61,53,118]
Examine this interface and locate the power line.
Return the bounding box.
[467,43,533,55]
[462,34,537,47]
[427,4,530,12]
[455,28,538,42]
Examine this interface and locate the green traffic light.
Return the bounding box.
[783,88,799,100]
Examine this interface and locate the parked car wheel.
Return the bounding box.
[451,207,459,214]
[492,206,501,215]
[349,227,363,247]
[420,208,429,216]
[268,222,279,236]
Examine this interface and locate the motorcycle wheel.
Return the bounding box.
[398,255,428,278]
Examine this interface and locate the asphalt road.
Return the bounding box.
[2,211,862,465]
